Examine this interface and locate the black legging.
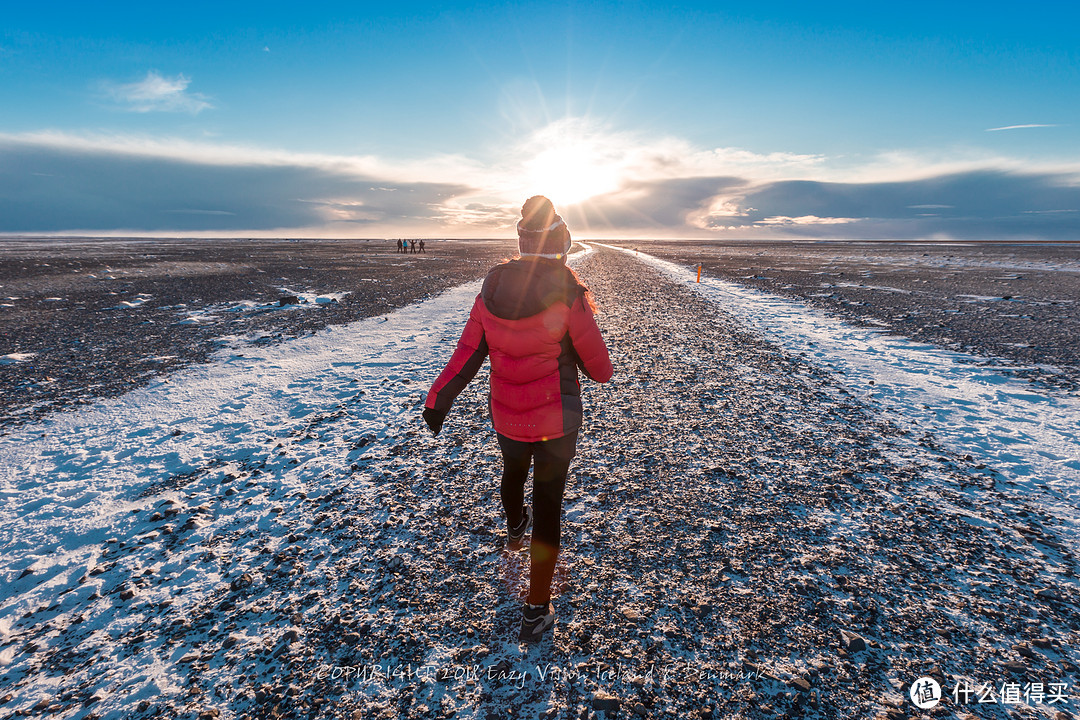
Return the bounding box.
[497,431,577,605]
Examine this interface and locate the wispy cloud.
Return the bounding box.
[103,71,213,114]
[986,124,1059,132]
[755,215,855,226]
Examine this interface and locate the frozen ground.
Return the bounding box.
[625,240,1080,392]
[0,237,512,427]
[605,245,1080,555]
[0,245,1078,719]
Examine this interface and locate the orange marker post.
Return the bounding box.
[697,264,702,283]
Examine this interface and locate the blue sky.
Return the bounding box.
[2,1,1078,239]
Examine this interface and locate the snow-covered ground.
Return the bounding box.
[172,290,351,326]
[0,247,596,718]
[1,242,1077,719]
[0,275,492,612]
[606,245,1080,553]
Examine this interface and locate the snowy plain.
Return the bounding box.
[0,248,596,716]
[1,242,1079,718]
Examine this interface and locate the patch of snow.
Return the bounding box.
[277,288,351,305]
[957,294,1009,302]
[831,282,914,294]
[0,353,36,365]
[173,290,353,325]
[113,294,154,309]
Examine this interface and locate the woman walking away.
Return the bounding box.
[422,196,612,642]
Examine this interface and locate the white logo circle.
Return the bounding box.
[910,677,942,709]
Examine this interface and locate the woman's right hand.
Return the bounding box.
[422,408,446,436]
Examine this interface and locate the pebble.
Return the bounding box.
[840,630,867,653]
[591,691,620,712]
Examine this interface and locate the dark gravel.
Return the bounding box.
[0,237,513,427]
[614,240,1080,392]
[2,244,1077,720]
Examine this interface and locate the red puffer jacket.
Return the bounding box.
[425,258,613,442]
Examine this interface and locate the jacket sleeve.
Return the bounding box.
[425,295,489,414]
[568,294,613,383]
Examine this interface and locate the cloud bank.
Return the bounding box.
[2,129,1079,240]
[0,135,468,235]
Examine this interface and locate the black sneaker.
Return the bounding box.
[518,602,554,642]
[507,505,532,546]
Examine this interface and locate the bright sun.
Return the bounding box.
[520,125,624,206]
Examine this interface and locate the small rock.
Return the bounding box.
[230,573,254,592]
[840,630,867,652]
[1012,643,1035,659]
[279,295,301,306]
[790,677,811,692]
[1032,637,1054,650]
[1034,587,1062,602]
[592,691,620,712]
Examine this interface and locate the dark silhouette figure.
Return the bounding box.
[396,238,404,253]
[410,239,418,254]
[419,239,426,253]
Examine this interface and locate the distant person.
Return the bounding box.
[419,239,426,253]
[410,239,418,254]
[423,195,612,642]
[396,238,404,253]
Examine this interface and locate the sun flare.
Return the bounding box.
[518,121,624,206]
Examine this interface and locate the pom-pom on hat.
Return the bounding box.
[517,195,571,259]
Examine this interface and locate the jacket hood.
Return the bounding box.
[481,258,580,320]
